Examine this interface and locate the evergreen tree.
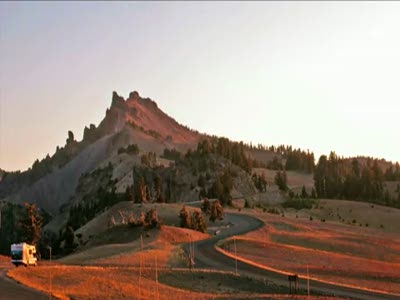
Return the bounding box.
[179,206,191,228]
[209,200,224,222]
[301,185,308,198]
[18,202,43,245]
[124,186,134,202]
[135,176,147,203]
[64,226,75,250]
[202,198,211,214]
[275,171,287,191]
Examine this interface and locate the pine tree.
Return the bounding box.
[135,176,147,203]
[301,185,308,198]
[179,206,191,228]
[64,226,75,249]
[209,200,224,222]
[18,202,43,245]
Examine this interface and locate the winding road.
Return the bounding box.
[0,266,47,300]
[189,212,400,300]
[1,212,399,299]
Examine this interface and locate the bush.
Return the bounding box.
[282,198,315,210]
[209,200,224,222]
[267,207,280,215]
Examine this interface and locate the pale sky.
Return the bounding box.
[1,1,399,171]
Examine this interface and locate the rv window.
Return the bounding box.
[11,250,22,260]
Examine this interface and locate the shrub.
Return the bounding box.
[282,198,315,210]
[209,200,224,222]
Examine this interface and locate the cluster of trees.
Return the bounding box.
[162,148,182,161]
[127,121,162,139]
[196,138,253,173]
[130,173,165,204]
[266,146,314,173]
[109,208,162,230]
[251,173,267,192]
[0,202,53,256]
[274,171,288,192]
[117,144,140,155]
[67,186,121,230]
[201,199,224,222]
[206,169,234,206]
[179,206,207,233]
[384,163,400,181]
[314,153,400,208]
[141,152,157,167]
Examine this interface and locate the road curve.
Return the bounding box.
[189,212,399,300]
[0,266,48,300]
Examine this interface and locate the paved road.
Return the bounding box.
[188,212,400,300]
[0,266,47,300]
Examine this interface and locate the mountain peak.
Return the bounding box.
[128,91,140,101]
[100,90,199,144]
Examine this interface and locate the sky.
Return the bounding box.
[1,1,399,171]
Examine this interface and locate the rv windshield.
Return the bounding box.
[11,250,22,260]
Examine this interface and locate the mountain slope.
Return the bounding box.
[0,91,201,214]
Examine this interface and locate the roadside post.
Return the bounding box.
[47,246,52,300]
[288,274,298,294]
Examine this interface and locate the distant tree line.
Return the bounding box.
[314,152,400,208]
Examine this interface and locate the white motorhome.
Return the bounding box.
[11,243,37,267]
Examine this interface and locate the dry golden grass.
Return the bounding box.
[8,265,347,300]
[8,264,209,300]
[60,225,208,267]
[307,199,400,233]
[219,212,400,295]
[91,226,208,268]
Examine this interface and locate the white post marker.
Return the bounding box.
[47,246,52,300]
[234,237,238,275]
[139,234,143,300]
[155,255,159,300]
[307,264,310,300]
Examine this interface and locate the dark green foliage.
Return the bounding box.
[124,186,134,202]
[64,226,75,250]
[179,206,191,228]
[314,154,399,208]
[198,174,206,188]
[384,163,400,181]
[118,144,140,155]
[265,146,315,173]
[208,170,233,206]
[179,206,207,233]
[282,198,316,210]
[135,176,147,203]
[191,211,207,233]
[267,156,282,170]
[311,188,317,199]
[154,175,165,203]
[0,202,24,254]
[266,207,281,215]
[209,200,224,222]
[252,173,267,192]
[201,198,210,214]
[301,185,308,198]
[145,208,161,229]
[162,148,182,161]
[18,202,43,245]
[141,152,157,167]
[275,171,288,191]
